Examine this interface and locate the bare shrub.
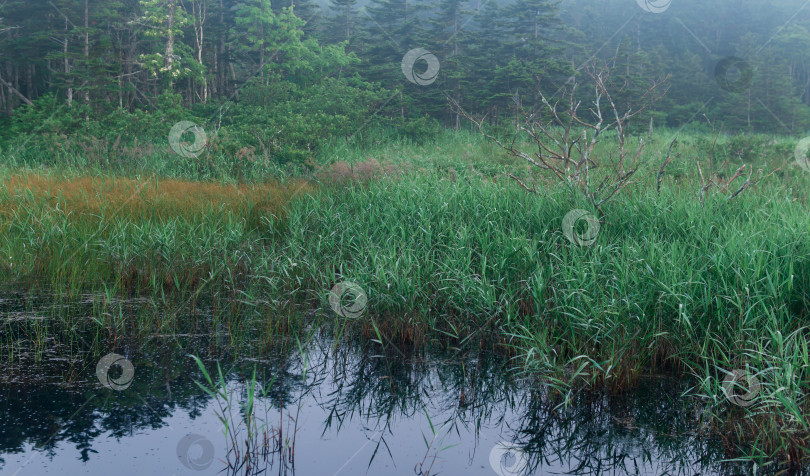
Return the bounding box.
[451,60,669,215]
[691,116,779,204]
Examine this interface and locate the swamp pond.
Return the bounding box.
[0,291,765,476]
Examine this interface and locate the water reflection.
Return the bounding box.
[0,292,786,475]
[1,335,763,475]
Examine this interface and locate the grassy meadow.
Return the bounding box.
[2,128,810,469]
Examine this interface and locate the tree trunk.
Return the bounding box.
[84,0,90,105]
[346,3,351,41]
[166,0,176,88]
[0,74,33,106]
[193,0,207,102]
[219,0,226,96]
[65,17,72,107]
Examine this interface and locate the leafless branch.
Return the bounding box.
[657,139,679,196]
[449,59,670,211]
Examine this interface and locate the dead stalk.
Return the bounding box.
[449,60,669,213]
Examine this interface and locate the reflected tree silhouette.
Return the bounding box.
[0,294,797,475]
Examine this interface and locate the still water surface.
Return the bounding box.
[0,292,745,475]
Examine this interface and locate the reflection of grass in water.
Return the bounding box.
[0,326,774,475]
[192,356,290,475]
[189,339,743,475]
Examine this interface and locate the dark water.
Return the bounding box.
[0,292,753,475]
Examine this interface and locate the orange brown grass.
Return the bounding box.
[0,173,315,225]
[314,157,404,184]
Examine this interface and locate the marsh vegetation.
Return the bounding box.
[2,0,810,474]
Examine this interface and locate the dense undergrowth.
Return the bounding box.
[1,128,810,470]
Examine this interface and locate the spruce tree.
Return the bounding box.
[326,0,360,47]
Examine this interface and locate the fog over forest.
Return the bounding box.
[1,0,808,142]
